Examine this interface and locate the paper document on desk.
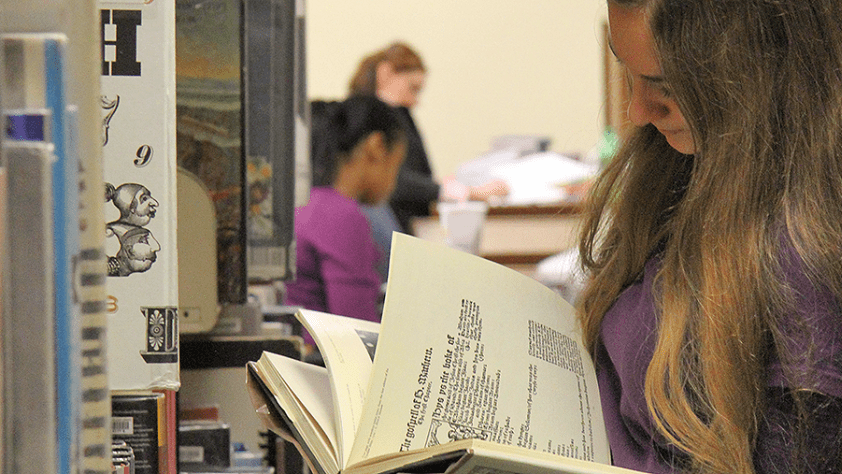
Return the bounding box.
[457,151,599,206]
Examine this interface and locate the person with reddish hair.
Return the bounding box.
[349,42,507,239]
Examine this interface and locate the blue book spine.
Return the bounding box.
[2,33,80,474]
[45,35,82,474]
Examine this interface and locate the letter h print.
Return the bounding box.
[101,9,142,77]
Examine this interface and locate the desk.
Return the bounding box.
[411,202,583,277]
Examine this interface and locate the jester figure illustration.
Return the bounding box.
[105,182,161,277]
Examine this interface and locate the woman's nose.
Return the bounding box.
[627,82,669,127]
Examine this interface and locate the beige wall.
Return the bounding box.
[307,1,609,177]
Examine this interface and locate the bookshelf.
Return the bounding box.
[0,0,301,471]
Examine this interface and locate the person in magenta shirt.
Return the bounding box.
[577,1,842,473]
[285,96,406,346]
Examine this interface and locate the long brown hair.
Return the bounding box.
[580,1,842,473]
[348,42,426,96]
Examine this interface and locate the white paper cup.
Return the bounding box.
[436,201,489,254]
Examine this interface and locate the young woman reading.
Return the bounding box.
[578,1,842,473]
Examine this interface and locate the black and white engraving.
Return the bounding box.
[140,307,178,363]
[105,182,161,277]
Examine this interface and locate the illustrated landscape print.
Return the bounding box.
[175,0,247,304]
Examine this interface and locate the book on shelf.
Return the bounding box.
[246,233,644,474]
[112,391,171,474]
[178,419,232,469]
[0,165,4,469]
[160,389,178,474]
[112,440,136,474]
[99,0,179,390]
[1,140,58,474]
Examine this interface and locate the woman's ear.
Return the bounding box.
[361,131,388,164]
[375,61,395,90]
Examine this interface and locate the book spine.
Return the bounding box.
[149,389,179,474]
[1,141,58,474]
[79,149,113,474]
[99,0,179,390]
[112,440,136,474]
[77,16,113,474]
[161,389,178,474]
[45,36,84,474]
[112,392,165,474]
[0,160,5,474]
[156,393,167,474]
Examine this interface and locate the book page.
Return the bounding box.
[454,439,640,474]
[348,234,609,466]
[345,439,641,474]
[255,352,340,474]
[296,309,379,468]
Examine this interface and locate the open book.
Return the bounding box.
[246,233,642,474]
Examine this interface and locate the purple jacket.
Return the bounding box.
[285,187,383,340]
[596,252,842,473]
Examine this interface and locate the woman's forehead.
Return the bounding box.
[607,4,663,80]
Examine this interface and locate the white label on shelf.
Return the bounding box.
[179,445,205,463]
